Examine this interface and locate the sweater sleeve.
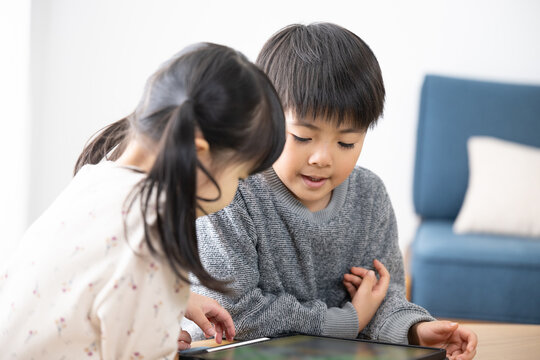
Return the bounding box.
[184,193,352,340]
[359,187,435,344]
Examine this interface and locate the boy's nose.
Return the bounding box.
[308,147,332,167]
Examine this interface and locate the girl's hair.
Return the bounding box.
[74,43,286,291]
[256,22,385,130]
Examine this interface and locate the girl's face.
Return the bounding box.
[195,160,251,217]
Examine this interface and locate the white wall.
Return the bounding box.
[0,1,30,266]
[3,0,540,265]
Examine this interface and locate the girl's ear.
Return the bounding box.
[194,134,210,154]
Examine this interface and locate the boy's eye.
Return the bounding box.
[338,142,355,149]
[292,134,311,143]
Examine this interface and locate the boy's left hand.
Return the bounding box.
[409,321,477,360]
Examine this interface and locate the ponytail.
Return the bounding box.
[74,117,130,175]
[137,101,227,292]
[112,43,284,294]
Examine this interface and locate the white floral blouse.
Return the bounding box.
[0,161,189,359]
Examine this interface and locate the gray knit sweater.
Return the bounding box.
[184,166,434,343]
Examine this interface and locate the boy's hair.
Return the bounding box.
[256,22,385,130]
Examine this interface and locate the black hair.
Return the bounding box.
[256,22,385,130]
[74,43,286,292]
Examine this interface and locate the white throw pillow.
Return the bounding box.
[453,136,540,238]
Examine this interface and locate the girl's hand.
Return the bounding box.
[184,292,236,346]
[343,259,390,331]
[409,321,477,360]
[177,328,192,350]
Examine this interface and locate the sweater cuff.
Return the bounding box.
[377,310,435,344]
[322,302,359,338]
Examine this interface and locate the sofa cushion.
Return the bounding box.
[413,75,540,220]
[454,136,540,238]
[411,220,540,323]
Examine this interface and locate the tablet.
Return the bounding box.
[180,334,446,360]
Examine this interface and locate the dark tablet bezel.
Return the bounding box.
[179,333,446,360]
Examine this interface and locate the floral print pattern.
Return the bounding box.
[0,162,189,359]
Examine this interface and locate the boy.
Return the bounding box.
[184,23,477,359]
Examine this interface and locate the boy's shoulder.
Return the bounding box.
[348,166,392,209]
[349,166,387,192]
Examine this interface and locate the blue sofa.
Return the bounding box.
[410,75,540,324]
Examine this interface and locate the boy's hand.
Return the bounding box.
[183,291,236,348]
[342,259,390,331]
[409,321,477,360]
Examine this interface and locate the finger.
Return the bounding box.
[177,340,191,351]
[358,269,377,291]
[343,280,357,298]
[178,329,192,343]
[186,306,216,339]
[460,326,478,354]
[206,308,236,340]
[350,266,370,278]
[372,259,390,293]
[456,349,475,360]
[177,329,192,350]
[193,302,236,340]
[224,324,235,342]
[432,321,459,336]
[343,273,363,288]
[214,321,224,343]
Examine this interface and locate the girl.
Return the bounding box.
[0,43,285,359]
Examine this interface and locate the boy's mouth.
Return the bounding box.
[301,174,328,189]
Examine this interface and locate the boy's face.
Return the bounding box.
[273,111,366,212]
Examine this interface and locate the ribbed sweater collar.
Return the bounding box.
[262,167,349,224]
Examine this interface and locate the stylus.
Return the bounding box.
[206,337,270,352]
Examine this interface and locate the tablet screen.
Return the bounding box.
[190,334,445,360]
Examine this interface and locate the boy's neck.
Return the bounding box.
[299,191,333,212]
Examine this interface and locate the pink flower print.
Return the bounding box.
[55,317,67,336]
[84,341,97,356]
[153,301,163,317]
[147,262,159,279]
[105,236,118,254]
[88,278,102,292]
[129,277,137,291]
[130,351,144,360]
[25,329,38,343]
[174,279,183,293]
[7,302,16,320]
[113,276,125,290]
[160,331,170,346]
[72,245,85,256]
[61,280,72,293]
[32,283,40,298]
